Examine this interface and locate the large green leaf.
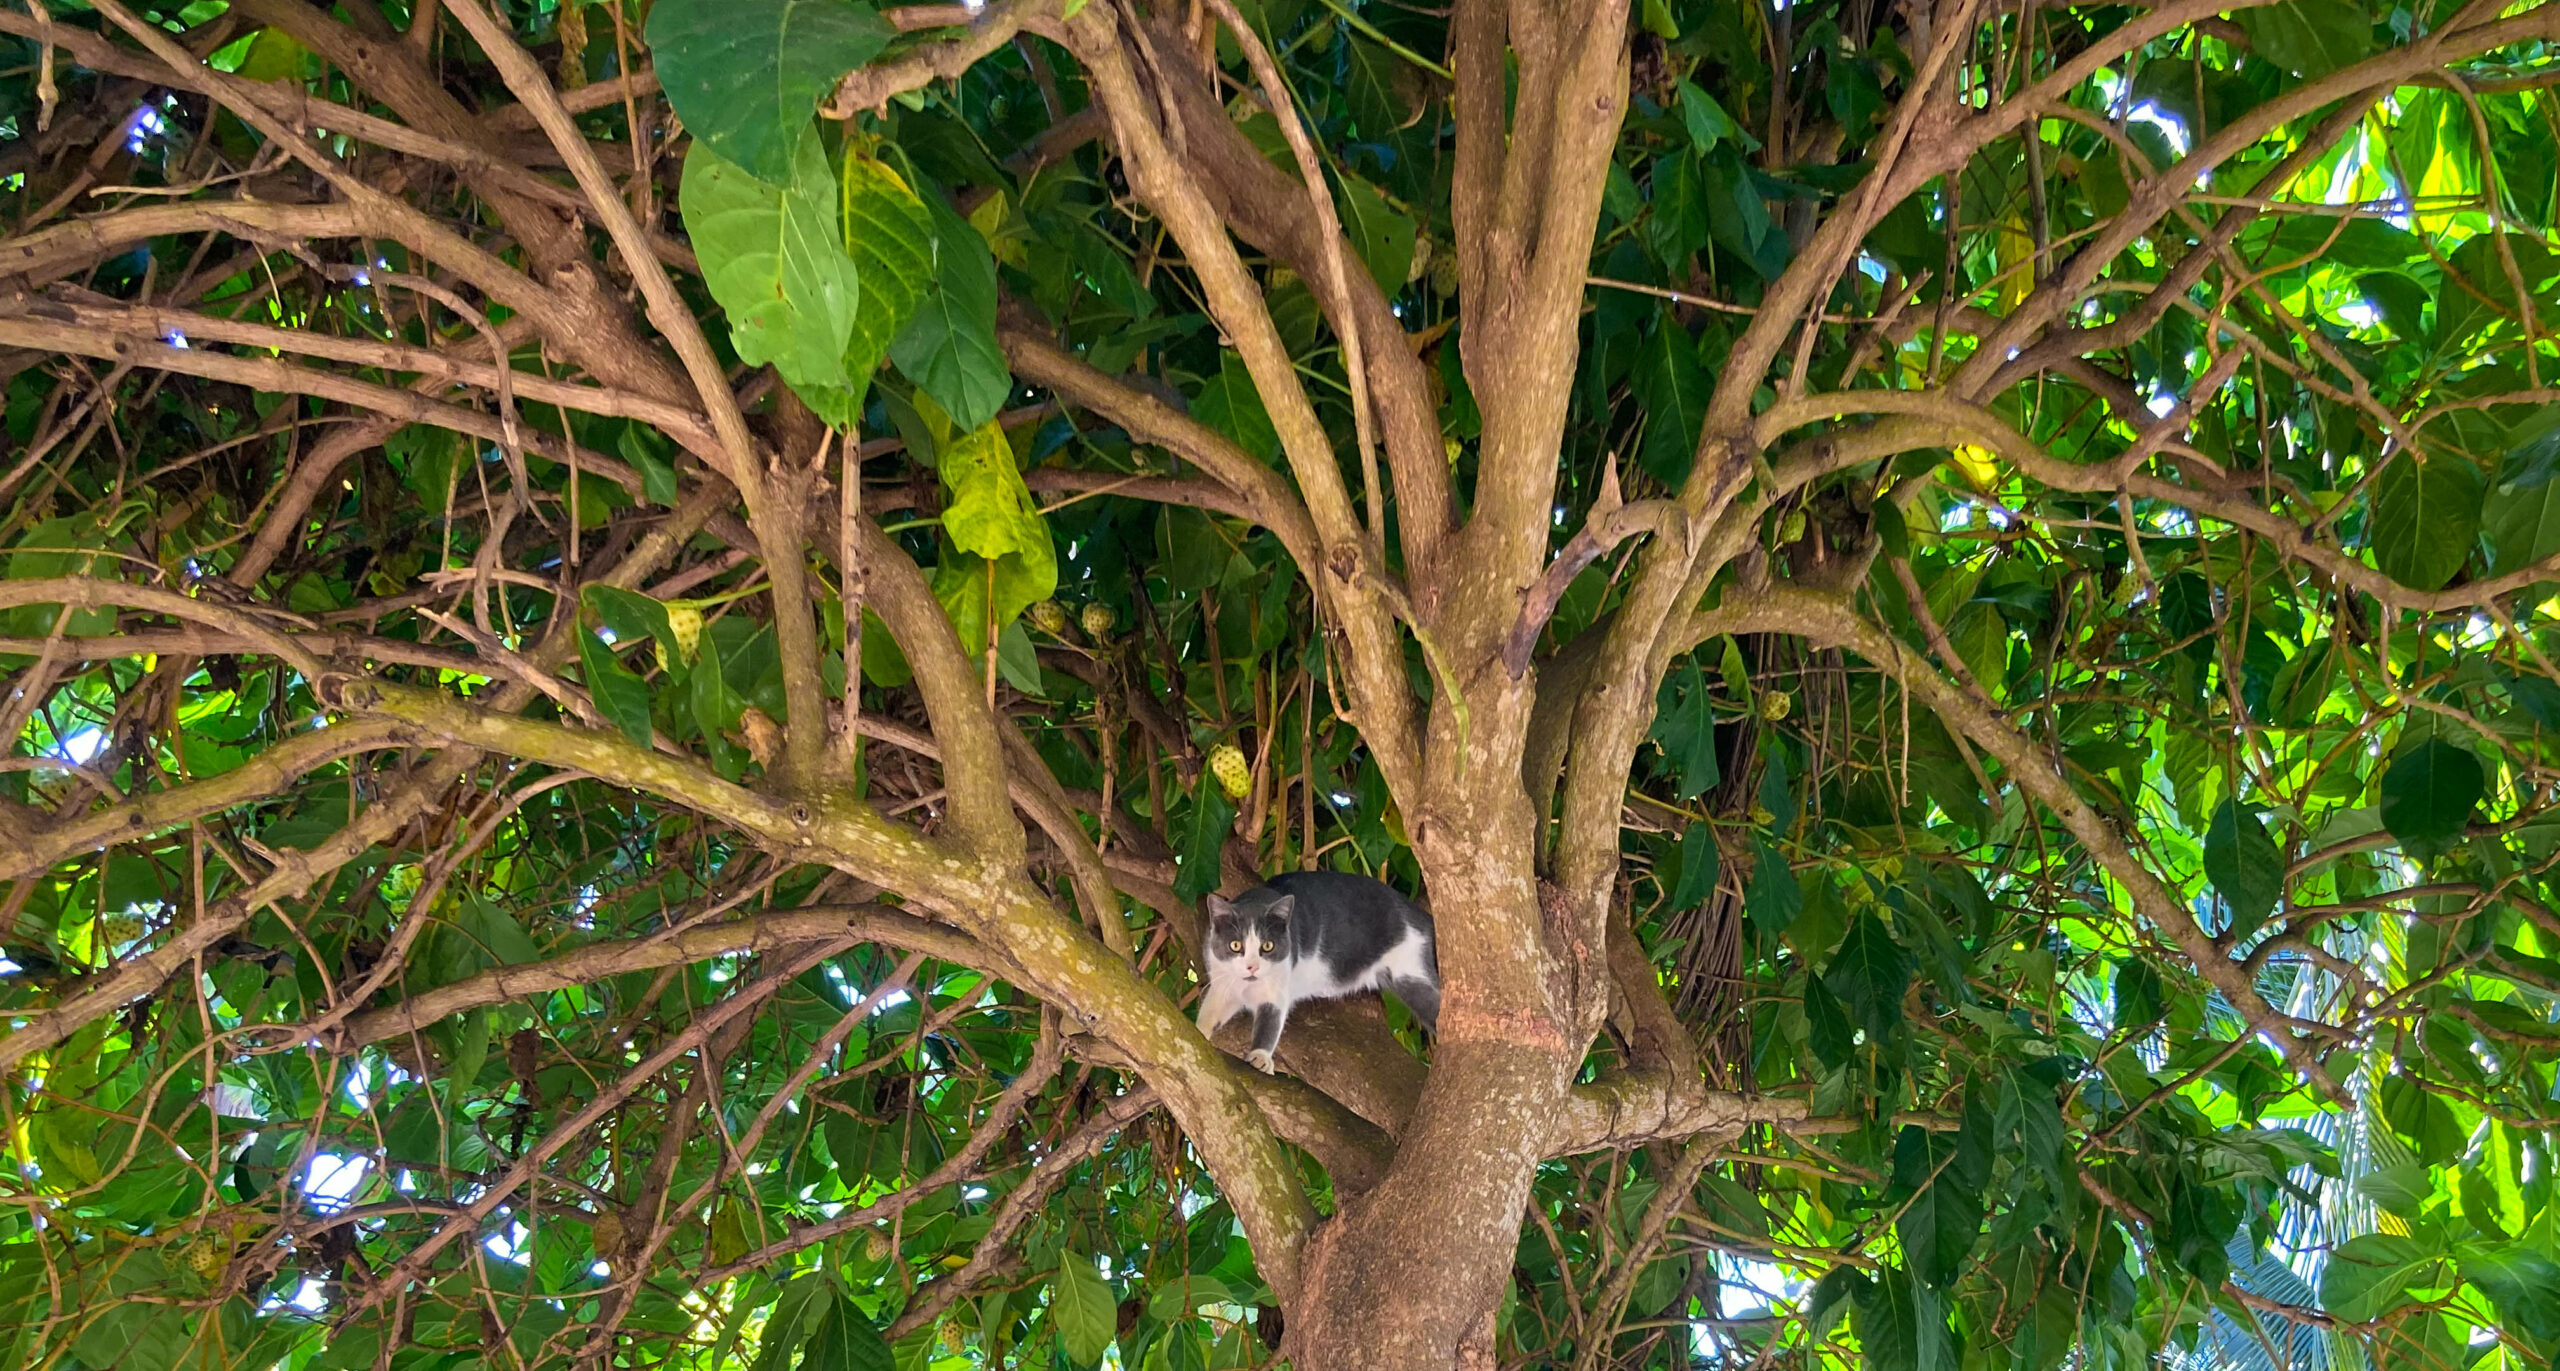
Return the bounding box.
[1669,821,1721,909]
[750,1278,836,1371]
[1824,914,1911,1044]
[1194,351,1279,464]
[2321,1233,2447,1322]
[2233,0,2374,77]
[890,193,1012,431]
[1052,1254,1117,1368]
[2378,1073,2469,1164]
[2379,738,2483,859]
[1175,783,1235,904]
[2203,799,2283,940]
[1647,659,1720,799]
[578,629,654,750]
[1892,1119,1988,1288]
[70,1301,190,1371]
[2483,474,2560,576]
[1337,173,1416,294]
[1634,313,1710,485]
[2113,958,2166,1032]
[647,0,891,181]
[681,135,863,405]
[2368,456,2483,591]
[2456,1246,2560,1344]
[802,1293,897,1371]
[2,514,118,637]
[1851,1266,1950,1371]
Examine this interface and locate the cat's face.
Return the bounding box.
[1203,893,1293,979]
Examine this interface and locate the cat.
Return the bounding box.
[1196,871,1439,1073]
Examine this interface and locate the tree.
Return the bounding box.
[5,0,2560,1365]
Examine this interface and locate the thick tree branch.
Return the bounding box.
[337,905,1008,1044]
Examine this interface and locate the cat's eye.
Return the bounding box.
[1229,940,1243,952]
[1261,941,1275,953]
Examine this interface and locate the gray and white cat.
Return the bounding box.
[1197,871,1439,1073]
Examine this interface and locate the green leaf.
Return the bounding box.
[2379,738,2483,860]
[2321,1233,2446,1322]
[751,1277,836,1371]
[2353,1161,2434,1220]
[1804,973,1858,1068]
[647,0,892,181]
[1634,314,1709,486]
[1850,1266,1949,1371]
[1176,782,1236,904]
[2378,1073,2469,1165]
[2368,456,2483,591]
[1824,914,1911,1044]
[71,1302,191,1371]
[890,193,1011,431]
[459,894,541,966]
[1337,173,1416,293]
[691,631,745,745]
[2493,407,2560,492]
[619,425,682,506]
[2,515,117,637]
[1669,822,1721,909]
[2112,958,2165,1032]
[681,135,863,404]
[1158,1326,1208,1371]
[1053,1254,1118,1368]
[996,618,1043,696]
[803,1293,898,1371]
[2233,0,2374,78]
[1746,840,1802,932]
[2482,473,2560,576]
[1676,80,1748,153]
[1145,1273,1235,1324]
[1194,352,1279,464]
[2203,799,2283,941]
[1648,660,1719,799]
[579,628,655,749]
[1892,1119,1988,1288]
[586,585,678,661]
[392,424,463,513]
[1998,1067,2069,1192]
[2456,1246,2560,1344]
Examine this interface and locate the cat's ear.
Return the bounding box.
[1204,893,1235,921]
[1267,895,1295,921]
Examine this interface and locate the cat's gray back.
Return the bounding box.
[1259,870,1434,979]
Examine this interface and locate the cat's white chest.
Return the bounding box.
[1207,962,1291,1009]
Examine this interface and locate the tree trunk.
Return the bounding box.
[1283,747,1586,1368]
[1287,1042,1573,1368]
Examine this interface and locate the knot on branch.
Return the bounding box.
[313,672,381,712]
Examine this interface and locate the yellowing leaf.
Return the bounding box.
[931,421,1056,655]
[1950,443,2000,492]
[838,148,935,409]
[967,187,1033,269]
[1995,214,2037,313]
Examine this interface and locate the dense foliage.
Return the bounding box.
[7,0,2560,1367]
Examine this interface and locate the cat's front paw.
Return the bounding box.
[1245,1048,1276,1074]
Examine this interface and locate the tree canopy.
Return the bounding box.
[6,0,2560,1367]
